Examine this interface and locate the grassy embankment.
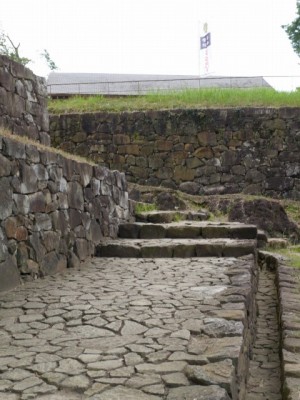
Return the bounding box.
[48,88,300,113]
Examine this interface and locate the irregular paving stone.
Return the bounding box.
[143,384,165,395]
[84,382,109,396]
[167,385,231,400]
[185,359,234,393]
[202,318,244,337]
[28,362,57,374]
[12,376,43,391]
[162,372,190,387]
[61,374,90,390]
[188,336,242,362]
[121,320,148,335]
[91,385,161,399]
[126,373,162,388]
[0,379,13,390]
[1,368,33,381]
[136,361,187,374]
[23,382,57,395]
[88,359,123,370]
[55,358,85,375]
[67,325,115,338]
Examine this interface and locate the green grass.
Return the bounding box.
[135,202,157,213]
[48,88,300,114]
[268,246,300,268]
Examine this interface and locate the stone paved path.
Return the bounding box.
[245,266,282,400]
[0,256,255,400]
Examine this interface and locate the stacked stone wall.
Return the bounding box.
[0,55,50,144]
[0,133,130,291]
[50,108,300,199]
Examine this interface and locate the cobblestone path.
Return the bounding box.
[245,267,282,400]
[0,256,255,400]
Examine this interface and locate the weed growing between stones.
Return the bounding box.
[134,202,157,213]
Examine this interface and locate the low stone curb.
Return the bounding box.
[260,250,300,400]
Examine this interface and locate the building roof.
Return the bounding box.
[47,72,272,97]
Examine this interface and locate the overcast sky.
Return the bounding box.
[1,0,299,80]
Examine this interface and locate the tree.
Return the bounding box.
[0,31,59,71]
[40,49,58,71]
[282,2,300,57]
[0,31,31,66]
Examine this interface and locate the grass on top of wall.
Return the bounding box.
[48,88,300,114]
[0,127,96,166]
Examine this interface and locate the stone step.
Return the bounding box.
[135,210,209,223]
[96,238,257,258]
[118,221,257,240]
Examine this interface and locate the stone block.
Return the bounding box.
[25,144,40,163]
[42,231,61,252]
[113,134,130,145]
[0,154,11,177]
[167,385,230,400]
[194,147,214,159]
[96,243,140,258]
[41,252,67,275]
[202,226,229,239]
[179,181,200,195]
[156,167,173,180]
[16,241,29,272]
[148,155,163,169]
[141,245,173,258]
[79,163,93,187]
[198,131,217,146]
[173,244,196,257]
[75,239,90,261]
[28,192,46,213]
[174,166,195,182]
[167,226,201,238]
[13,194,30,215]
[186,157,204,169]
[69,209,83,229]
[195,243,223,257]
[29,233,46,262]
[0,68,14,91]
[0,255,20,292]
[222,241,255,257]
[118,144,140,155]
[118,223,141,238]
[89,220,103,242]
[33,214,52,231]
[19,162,38,194]
[3,137,26,158]
[68,182,84,210]
[0,177,13,219]
[140,224,166,239]
[156,140,173,151]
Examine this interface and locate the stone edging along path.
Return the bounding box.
[260,251,300,400]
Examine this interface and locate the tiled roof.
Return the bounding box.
[47,72,271,96]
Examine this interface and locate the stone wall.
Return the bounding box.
[0,55,49,144]
[50,108,300,199]
[0,133,130,291]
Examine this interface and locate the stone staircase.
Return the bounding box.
[96,213,258,259]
